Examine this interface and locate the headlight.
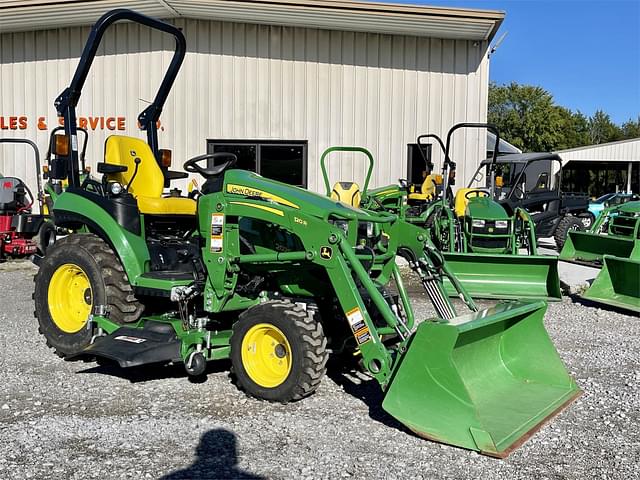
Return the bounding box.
[329,219,349,235]
[365,222,374,237]
[109,182,123,195]
[472,219,485,228]
[495,220,509,228]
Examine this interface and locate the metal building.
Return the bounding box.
[0,0,503,197]
[557,138,640,197]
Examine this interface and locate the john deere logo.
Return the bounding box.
[320,246,333,260]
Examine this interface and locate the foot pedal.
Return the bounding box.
[80,321,181,368]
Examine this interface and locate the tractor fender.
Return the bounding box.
[52,192,149,284]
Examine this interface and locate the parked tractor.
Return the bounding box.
[468,151,592,250]
[0,138,56,260]
[33,9,581,458]
[560,201,640,312]
[322,125,561,301]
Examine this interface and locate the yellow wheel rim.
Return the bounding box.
[241,323,292,388]
[47,263,93,333]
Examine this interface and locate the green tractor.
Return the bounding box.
[320,125,561,301]
[560,201,640,312]
[34,9,581,458]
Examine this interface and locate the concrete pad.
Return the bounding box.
[535,237,600,294]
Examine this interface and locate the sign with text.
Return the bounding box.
[0,116,163,131]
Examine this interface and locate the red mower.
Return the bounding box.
[0,138,56,261]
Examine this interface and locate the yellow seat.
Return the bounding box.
[331,181,361,208]
[408,174,442,202]
[136,196,197,215]
[103,135,196,216]
[454,188,488,217]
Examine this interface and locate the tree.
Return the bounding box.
[621,116,640,139]
[488,82,567,152]
[488,82,638,151]
[588,110,623,144]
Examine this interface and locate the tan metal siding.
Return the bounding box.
[0,19,489,202]
[557,138,640,163]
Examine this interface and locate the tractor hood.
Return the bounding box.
[615,200,640,214]
[466,197,509,220]
[223,169,370,221]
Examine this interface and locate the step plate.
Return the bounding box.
[81,323,181,368]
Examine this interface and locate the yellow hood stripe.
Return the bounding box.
[226,184,299,209]
[229,201,284,217]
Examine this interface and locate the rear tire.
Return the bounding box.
[554,216,584,251]
[230,300,328,403]
[33,233,143,357]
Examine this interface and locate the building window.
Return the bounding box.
[207,140,308,187]
[406,143,432,184]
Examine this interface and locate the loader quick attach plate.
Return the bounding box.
[382,301,581,457]
[79,321,181,368]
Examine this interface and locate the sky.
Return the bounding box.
[377,0,640,125]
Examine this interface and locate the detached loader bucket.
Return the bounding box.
[382,301,581,457]
[559,231,635,265]
[442,252,561,301]
[582,255,640,313]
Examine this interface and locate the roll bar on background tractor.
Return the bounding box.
[443,123,500,200]
[54,9,187,187]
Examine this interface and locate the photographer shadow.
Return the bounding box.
[161,428,263,480]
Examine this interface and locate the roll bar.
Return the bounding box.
[54,9,186,187]
[443,123,500,199]
[320,146,375,197]
[416,133,445,173]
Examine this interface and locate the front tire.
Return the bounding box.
[230,300,328,402]
[33,233,143,357]
[554,216,585,251]
[35,221,56,255]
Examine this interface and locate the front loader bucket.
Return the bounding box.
[382,301,581,457]
[559,231,635,265]
[582,255,640,313]
[442,252,561,301]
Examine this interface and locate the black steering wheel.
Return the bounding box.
[464,189,489,200]
[183,152,237,179]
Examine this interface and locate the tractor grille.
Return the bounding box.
[470,237,509,250]
[610,214,638,237]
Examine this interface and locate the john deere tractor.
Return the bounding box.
[320,125,561,301]
[34,9,581,458]
[560,201,640,312]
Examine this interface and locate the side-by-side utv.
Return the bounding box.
[469,151,592,250]
[33,8,580,458]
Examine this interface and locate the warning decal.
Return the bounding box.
[346,307,371,345]
[114,335,146,344]
[210,213,224,253]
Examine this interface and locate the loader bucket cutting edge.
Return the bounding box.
[442,253,561,301]
[382,301,581,457]
[560,231,635,265]
[582,255,640,313]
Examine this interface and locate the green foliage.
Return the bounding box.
[488,82,638,152]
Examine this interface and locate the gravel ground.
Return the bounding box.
[1,261,638,479]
